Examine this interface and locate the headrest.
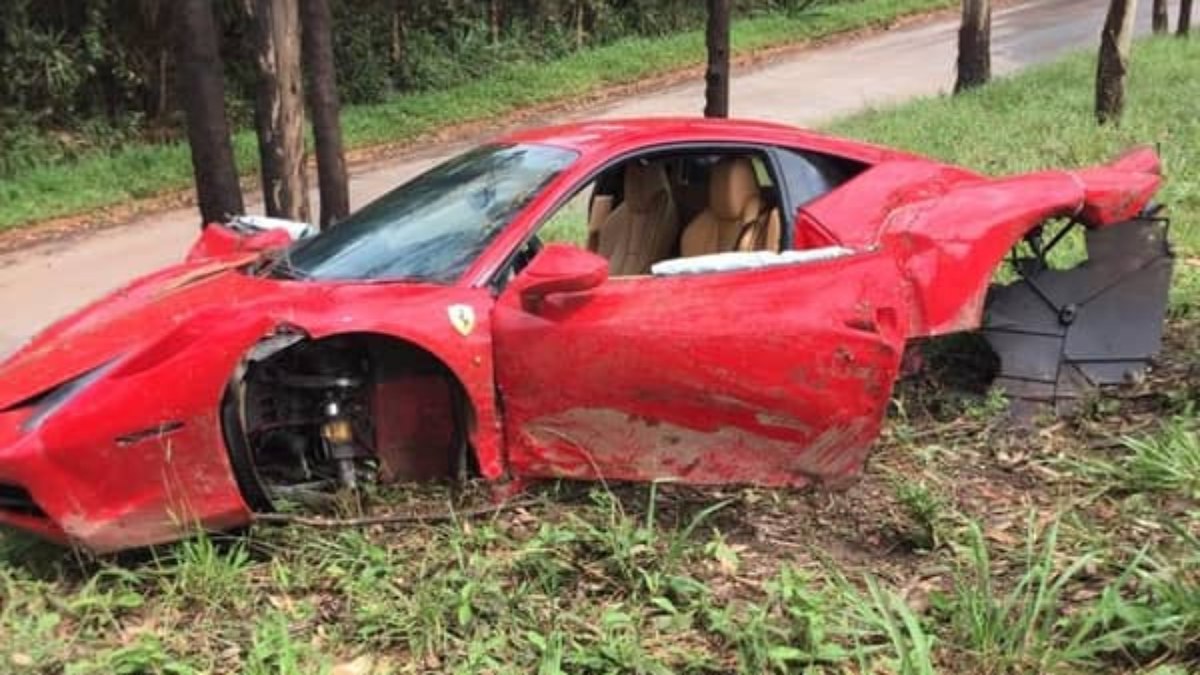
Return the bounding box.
[709,157,760,221]
[622,161,671,213]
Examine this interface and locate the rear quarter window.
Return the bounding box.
[776,148,867,206]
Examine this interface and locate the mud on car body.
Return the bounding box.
[0,118,1173,552]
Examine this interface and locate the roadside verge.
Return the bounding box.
[0,0,958,245]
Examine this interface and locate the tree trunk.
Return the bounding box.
[575,0,584,50]
[391,2,404,64]
[954,0,991,93]
[704,0,730,118]
[1180,0,1194,36]
[490,0,500,45]
[1152,0,1169,32]
[175,0,244,227]
[250,0,310,222]
[1096,0,1139,125]
[301,0,350,228]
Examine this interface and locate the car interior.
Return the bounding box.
[506,146,866,284]
[586,153,786,276]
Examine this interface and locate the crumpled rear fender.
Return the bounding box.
[883,147,1162,337]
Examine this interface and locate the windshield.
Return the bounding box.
[283,143,577,282]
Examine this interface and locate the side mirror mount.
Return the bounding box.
[512,243,608,311]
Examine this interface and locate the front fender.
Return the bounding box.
[27,312,278,552]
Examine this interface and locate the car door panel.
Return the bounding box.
[491,249,908,487]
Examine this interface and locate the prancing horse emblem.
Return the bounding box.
[448,304,476,336]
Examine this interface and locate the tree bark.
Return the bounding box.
[704,0,730,118]
[954,0,991,93]
[1096,0,1139,125]
[250,0,310,222]
[1152,0,1169,32]
[301,0,350,228]
[174,0,244,228]
[489,0,500,45]
[1180,0,1194,36]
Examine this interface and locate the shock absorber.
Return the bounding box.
[321,398,363,490]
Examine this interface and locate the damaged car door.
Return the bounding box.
[491,244,911,488]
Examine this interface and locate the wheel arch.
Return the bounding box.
[220,327,487,512]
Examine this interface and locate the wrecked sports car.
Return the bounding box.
[0,119,1174,552]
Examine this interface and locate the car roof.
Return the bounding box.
[496,117,925,165]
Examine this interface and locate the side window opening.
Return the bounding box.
[540,182,594,247]
[511,148,791,283]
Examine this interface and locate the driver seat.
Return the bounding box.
[596,162,680,276]
[680,157,781,256]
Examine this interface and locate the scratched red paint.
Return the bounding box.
[0,118,1162,552]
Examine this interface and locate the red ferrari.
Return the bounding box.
[0,119,1174,552]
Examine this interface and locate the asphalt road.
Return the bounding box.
[0,0,1186,355]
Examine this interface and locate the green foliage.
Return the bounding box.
[893,479,946,550]
[0,0,955,229]
[68,634,197,675]
[706,565,851,672]
[243,612,326,675]
[856,577,936,675]
[1069,418,1200,499]
[933,519,1196,673]
[154,534,253,610]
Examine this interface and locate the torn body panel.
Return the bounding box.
[872,154,1160,338]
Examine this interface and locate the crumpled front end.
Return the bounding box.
[0,408,67,544]
[0,270,286,552]
[0,361,255,553]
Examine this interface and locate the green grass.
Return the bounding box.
[1067,417,1200,500]
[0,0,955,231]
[3,32,1200,675]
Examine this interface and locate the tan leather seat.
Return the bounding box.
[679,157,781,257]
[596,162,680,276]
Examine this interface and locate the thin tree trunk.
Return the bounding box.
[954,0,991,93]
[575,0,584,50]
[704,0,730,118]
[1096,0,1139,125]
[250,0,310,222]
[1180,0,1194,36]
[490,0,500,45]
[301,0,349,227]
[391,3,403,64]
[175,0,244,227]
[1152,0,1169,32]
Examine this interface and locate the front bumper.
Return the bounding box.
[0,403,254,553]
[0,408,69,544]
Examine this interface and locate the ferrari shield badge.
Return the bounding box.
[448,304,476,336]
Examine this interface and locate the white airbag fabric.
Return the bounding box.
[650,247,854,277]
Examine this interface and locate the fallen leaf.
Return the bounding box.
[332,655,374,675]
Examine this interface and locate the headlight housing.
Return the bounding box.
[20,361,116,433]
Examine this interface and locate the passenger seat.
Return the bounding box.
[596,162,680,276]
[679,157,781,256]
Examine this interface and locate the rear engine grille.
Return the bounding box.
[0,483,45,518]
